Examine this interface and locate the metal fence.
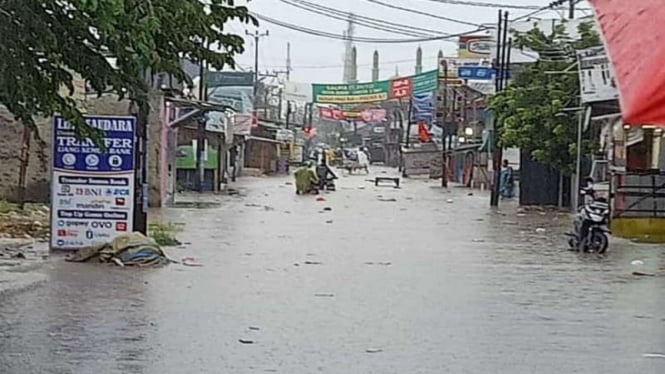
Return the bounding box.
[613,171,665,218]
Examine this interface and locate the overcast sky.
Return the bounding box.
[227,0,591,84]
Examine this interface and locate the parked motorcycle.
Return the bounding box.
[566,188,611,254]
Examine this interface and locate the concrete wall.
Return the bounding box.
[0,93,168,207]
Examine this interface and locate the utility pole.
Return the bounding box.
[441,59,448,188]
[246,29,269,116]
[569,0,575,19]
[286,42,292,81]
[490,10,509,207]
[195,55,208,193]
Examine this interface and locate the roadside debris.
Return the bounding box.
[642,353,665,359]
[365,348,383,353]
[182,257,204,267]
[66,233,171,267]
[304,261,322,265]
[248,326,261,331]
[364,262,391,266]
[314,293,335,297]
[535,228,547,233]
[326,220,334,224]
[316,196,326,202]
[446,199,454,204]
[323,207,332,211]
[378,198,397,202]
[238,339,255,345]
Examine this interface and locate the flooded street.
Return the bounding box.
[1,170,665,373]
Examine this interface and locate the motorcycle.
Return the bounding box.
[316,163,337,191]
[566,188,611,254]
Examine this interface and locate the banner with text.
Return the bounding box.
[313,70,439,104]
[51,115,136,250]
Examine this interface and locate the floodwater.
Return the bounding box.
[1,169,665,374]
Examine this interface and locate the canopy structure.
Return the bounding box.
[590,0,665,125]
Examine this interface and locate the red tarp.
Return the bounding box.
[590,0,665,125]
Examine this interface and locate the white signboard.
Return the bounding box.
[577,46,619,104]
[51,115,136,250]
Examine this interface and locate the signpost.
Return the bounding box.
[50,115,137,250]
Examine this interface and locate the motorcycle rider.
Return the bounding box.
[577,177,605,245]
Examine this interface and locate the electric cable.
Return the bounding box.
[251,12,486,44]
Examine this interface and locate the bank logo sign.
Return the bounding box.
[50,115,137,250]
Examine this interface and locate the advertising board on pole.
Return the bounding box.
[51,115,136,250]
[577,46,619,104]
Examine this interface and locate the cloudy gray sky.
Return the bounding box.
[228,0,591,84]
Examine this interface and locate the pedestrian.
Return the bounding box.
[294,161,319,195]
[499,159,515,199]
[229,146,238,182]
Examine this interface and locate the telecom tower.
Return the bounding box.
[342,14,356,83]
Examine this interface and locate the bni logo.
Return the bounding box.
[75,187,103,196]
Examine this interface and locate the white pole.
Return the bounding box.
[572,107,585,211]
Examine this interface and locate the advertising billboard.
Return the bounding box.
[458,34,493,58]
[51,115,136,250]
[577,46,619,104]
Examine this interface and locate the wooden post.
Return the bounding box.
[17,126,32,209]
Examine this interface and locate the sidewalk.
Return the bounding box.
[0,239,49,298]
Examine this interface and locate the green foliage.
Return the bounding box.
[0,0,256,138]
[489,21,600,174]
[149,222,183,247]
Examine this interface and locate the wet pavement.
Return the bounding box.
[1,168,665,373]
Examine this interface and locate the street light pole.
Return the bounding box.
[572,106,586,210]
[246,29,269,117]
[441,59,448,188]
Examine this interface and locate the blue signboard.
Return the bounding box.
[412,92,435,123]
[53,116,136,172]
[458,66,496,80]
[51,115,137,250]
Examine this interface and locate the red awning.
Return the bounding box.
[590,0,665,125]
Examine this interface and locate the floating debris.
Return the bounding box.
[366,348,383,353]
[238,339,255,345]
[642,353,665,359]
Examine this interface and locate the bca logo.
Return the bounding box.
[105,188,130,196]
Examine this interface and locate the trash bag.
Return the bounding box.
[66,232,171,267]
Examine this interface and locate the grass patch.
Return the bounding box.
[0,201,20,214]
[148,222,183,247]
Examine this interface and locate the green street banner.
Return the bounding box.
[313,70,438,104]
[313,81,390,104]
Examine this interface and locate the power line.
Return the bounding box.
[512,0,584,22]
[416,0,589,11]
[278,0,447,36]
[256,56,441,70]
[362,0,485,28]
[251,12,484,43]
[277,0,429,38]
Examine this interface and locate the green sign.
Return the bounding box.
[312,70,439,104]
[413,70,438,94]
[313,81,390,104]
[176,145,219,170]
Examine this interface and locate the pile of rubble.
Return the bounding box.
[0,204,50,240]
